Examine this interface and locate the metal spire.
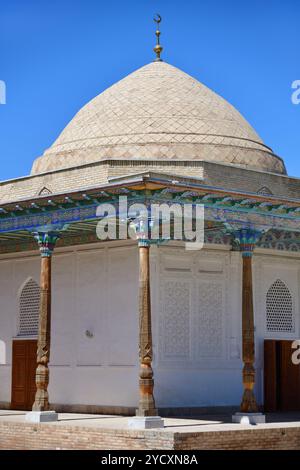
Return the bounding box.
[153,14,163,61]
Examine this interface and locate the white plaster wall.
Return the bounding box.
[0,242,139,408]
[154,246,300,407]
[153,244,243,407]
[0,242,299,409]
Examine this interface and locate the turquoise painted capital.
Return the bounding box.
[133,217,149,240]
[133,217,169,247]
[234,227,262,257]
[138,239,151,248]
[33,231,61,257]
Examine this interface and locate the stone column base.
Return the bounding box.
[128,416,164,429]
[25,411,58,423]
[232,412,266,425]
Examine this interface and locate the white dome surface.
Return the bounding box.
[31,61,286,175]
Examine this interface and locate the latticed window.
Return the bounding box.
[18,279,40,336]
[266,279,294,333]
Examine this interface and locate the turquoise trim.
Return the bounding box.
[33,231,61,257]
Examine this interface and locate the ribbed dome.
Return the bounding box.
[31,61,286,175]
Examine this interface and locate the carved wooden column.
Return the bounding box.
[32,231,60,413]
[236,228,261,414]
[136,239,157,417]
[128,216,164,428]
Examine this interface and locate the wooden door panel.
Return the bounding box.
[264,340,277,412]
[13,342,26,355]
[11,340,37,410]
[264,339,300,412]
[27,341,37,409]
[280,340,300,411]
[13,357,27,388]
[11,342,27,409]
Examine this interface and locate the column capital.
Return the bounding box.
[229,227,263,257]
[138,239,151,248]
[133,218,170,247]
[131,216,150,243]
[33,231,61,257]
[132,216,158,247]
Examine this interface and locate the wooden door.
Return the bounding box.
[264,339,300,412]
[280,340,300,411]
[11,340,37,410]
[264,339,278,412]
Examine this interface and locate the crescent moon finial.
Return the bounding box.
[154,13,161,24]
[153,14,163,62]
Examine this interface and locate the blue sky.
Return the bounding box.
[1,0,299,180]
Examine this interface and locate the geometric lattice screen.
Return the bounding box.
[266,279,294,333]
[18,278,40,336]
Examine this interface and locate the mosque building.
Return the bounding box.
[0,17,299,425]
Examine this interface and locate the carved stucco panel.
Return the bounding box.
[195,281,223,359]
[160,280,191,360]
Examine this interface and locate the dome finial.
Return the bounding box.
[153,14,163,62]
